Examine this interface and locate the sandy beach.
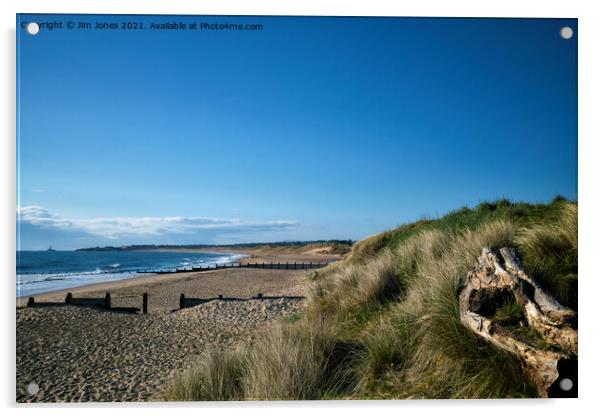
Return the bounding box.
[16,251,334,402]
[136,246,344,265]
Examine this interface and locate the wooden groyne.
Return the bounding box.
[45,260,335,277]
[177,293,305,310]
[23,291,304,314]
[24,292,143,314]
[135,261,332,275]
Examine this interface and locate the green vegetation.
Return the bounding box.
[491,296,524,327]
[164,198,577,400]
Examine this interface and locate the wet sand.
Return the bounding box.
[16,265,314,402]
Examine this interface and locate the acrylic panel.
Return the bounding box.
[16,14,578,402]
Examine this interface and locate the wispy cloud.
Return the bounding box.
[17,206,298,239]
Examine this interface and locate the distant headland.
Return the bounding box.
[75,240,354,255]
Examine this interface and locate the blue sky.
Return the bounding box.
[17,15,577,250]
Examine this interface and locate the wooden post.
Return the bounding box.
[65,293,72,304]
[294,262,297,270]
[27,297,34,307]
[104,293,111,309]
[142,293,148,314]
[179,293,185,309]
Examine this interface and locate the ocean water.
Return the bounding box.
[16,250,245,298]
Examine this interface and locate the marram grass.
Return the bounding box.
[164,198,577,400]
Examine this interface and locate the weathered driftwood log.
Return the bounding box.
[458,247,577,397]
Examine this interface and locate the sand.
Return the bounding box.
[16,264,314,402]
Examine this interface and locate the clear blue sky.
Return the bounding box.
[17,15,577,250]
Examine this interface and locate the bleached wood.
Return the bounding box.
[458,247,577,397]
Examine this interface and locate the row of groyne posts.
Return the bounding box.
[23,261,328,313]
[26,292,148,314]
[135,260,333,274]
[25,291,304,314]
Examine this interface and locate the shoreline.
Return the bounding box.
[17,263,316,401]
[17,271,161,306]
[16,250,250,300]
[16,247,343,307]
[16,251,339,307]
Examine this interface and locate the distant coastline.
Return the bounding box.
[17,241,353,299]
[74,240,354,254]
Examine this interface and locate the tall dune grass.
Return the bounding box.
[164,198,577,400]
[517,202,578,309]
[163,349,246,401]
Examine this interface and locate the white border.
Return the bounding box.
[2,1,601,415]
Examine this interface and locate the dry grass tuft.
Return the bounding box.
[164,199,577,400]
[163,349,246,401]
[516,201,578,308]
[242,317,341,400]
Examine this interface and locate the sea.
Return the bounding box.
[16,250,245,298]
